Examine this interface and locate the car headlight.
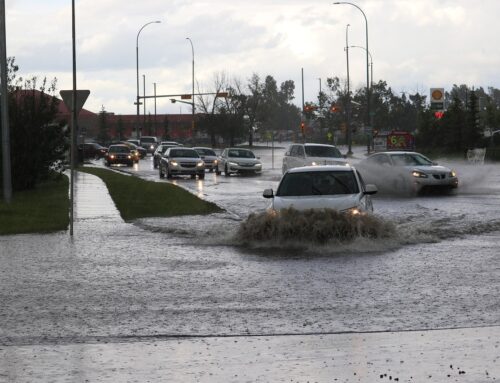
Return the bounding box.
[170,160,178,166]
[344,207,362,216]
[110,155,115,159]
[311,161,318,166]
[450,170,457,177]
[229,162,238,167]
[255,163,262,167]
[214,160,218,164]
[197,161,204,167]
[127,155,132,159]
[412,170,428,178]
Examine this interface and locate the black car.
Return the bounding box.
[105,144,134,167]
[78,142,108,160]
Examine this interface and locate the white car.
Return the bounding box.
[356,151,459,195]
[263,165,377,214]
[193,147,219,172]
[159,147,205,179]
[216,148,262,176]
[282,143,347,174]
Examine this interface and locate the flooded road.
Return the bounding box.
[1,144,499,381]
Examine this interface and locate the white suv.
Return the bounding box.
[282,143,346,174]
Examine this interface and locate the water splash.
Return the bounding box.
[236,208,396,246]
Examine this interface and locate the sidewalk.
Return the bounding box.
[73,170,122,223]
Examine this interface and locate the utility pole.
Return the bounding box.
[0,0,12,203]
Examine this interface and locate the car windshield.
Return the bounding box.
[196,148,216,156]
[141,137,156,143]
[391,153,433,166]
[227,149,255,158]
[277,170,359,196]
[109,146,129,153]
[169,149,199,158]
[304,145,342,158]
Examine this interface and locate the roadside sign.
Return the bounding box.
[60,90,90,115]
[430,88,444,111]
[181,94,192,100]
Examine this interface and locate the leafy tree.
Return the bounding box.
[116,116,125,141]
[96,106,110,145]
[0,57,68,191]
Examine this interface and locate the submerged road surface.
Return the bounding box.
[1,145,499,382]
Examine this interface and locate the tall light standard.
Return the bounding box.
[136,20,160,139]
[345,23,352,155]
[350,44,373,145]
[350,45,373,87]
[333,2,370,152]
[186,37,195,136]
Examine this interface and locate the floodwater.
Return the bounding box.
[1,144,499,382]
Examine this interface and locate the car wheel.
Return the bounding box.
[166,167,172,179]
[105,161,110,167]
[215,166,221,175]
[159,165,164,178]
[94,154,100,161]
[153,160,158,169]
[224,164,230,177]
[198,173,205,180]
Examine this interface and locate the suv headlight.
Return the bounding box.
[197,161,204,167]
[343,207,362,216]
[170,160,178,166]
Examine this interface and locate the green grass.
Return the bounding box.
[0,175,70,235]
[78,167,223,221]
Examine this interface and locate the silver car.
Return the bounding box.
[216,148,262,176]
[159,147,205,179]
[193,147,219,172]
[263,165,377,214]
[356,151,458,195]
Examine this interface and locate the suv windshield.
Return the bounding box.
[140,137,156,144]
[169,149,199,158]
[109,146,130,154]
[277,170,359,196]
[305,145,342,158]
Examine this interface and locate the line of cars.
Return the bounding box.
[156,145,263,179]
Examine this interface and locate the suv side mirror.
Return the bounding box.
[263,189,274,198]
[364,184,378,195]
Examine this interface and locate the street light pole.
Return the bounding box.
[136,20,160,140]
[345,23,352,155]
[153,82,157,137]
[333,2,370,152]
[186,37,195,137]
[0,0,12,203]
[143,74,146,132]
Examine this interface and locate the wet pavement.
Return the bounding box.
[1,152,500,382]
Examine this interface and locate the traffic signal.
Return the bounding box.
[330,104,341,113]
[434,111,444,119]
[303,104,318,113]
[300,122,305,134]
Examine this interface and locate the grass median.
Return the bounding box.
[78,166,223,221]
[0,174,70,235]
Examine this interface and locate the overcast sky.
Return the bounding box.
[5,0,500,115]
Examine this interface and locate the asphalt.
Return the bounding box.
[1,171,499,383]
